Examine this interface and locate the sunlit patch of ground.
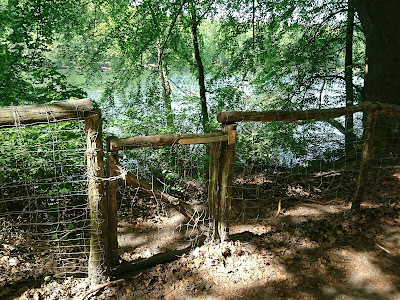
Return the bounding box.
[339,251,399,298]
[118,211,189,261]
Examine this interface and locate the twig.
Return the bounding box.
[80,279,124,300]
[376,243,391,254]
[275,198,282,218]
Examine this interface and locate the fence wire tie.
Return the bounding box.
[44,104,56,122]
[86,148,100,156]
[12,106,21,127]
[73,99,83,119]
[86,168,127,182]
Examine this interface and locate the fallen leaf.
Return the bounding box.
[193,258,201,268]
[165,294,173,300]
[33,292,40,300]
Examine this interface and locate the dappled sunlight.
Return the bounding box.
[117,210,189,261]
[335,250,400,298]
[155,241,288,299]
[283,202,346,218]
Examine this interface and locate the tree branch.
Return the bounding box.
[294,8,347,55]
[159,0,187,62]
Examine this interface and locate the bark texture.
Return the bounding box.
[191,7,209,132]
[355,0,400,149]
[354,0,400,104]
[345,0,356,152]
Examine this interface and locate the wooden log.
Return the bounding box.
[85,110,108,281]
[109,132,225,151]
[217,102,373,124]
[108,156,195,221]
[178,135,227,145]
[0,98,93,127]
[217,124,237,242]
[352,109,378,211]
[106,137,120,268]
[208,142,220,240]
[111,237,205,278]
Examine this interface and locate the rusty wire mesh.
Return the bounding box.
[114,142,211,261]
[0,108,103,287]
[228,110,400,227]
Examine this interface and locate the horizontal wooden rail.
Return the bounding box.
[109,132,226,151]
[0,98,93,127]
[217,102,400,124]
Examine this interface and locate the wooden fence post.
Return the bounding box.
[217,124,237,242]
[352,108,378,211]
[106,137,120,267]
[208,141,220,240]
[85,110,108,281]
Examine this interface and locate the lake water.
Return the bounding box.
[62,70,360,167]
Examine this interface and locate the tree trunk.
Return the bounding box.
[345,0,356,153]
[354,0,400,104]
[157,43,175,132]
[355,0,400,150]
[190,7,210,133]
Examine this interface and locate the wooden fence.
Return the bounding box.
[217,102,400,215]
[0,99,107,282]
[2,99,400,282]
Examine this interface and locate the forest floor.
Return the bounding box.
[3,162,400,300]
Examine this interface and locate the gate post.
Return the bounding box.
[217,124,237,242]
[208,141,220,240]
[106,137,120,267]
[352,108,378,211]
[85,110,109,281]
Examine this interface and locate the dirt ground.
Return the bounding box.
[3,163,400,300]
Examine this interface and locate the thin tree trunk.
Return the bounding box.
[157,43,174,132]
[345,0,356,153]
[190,7,209,133]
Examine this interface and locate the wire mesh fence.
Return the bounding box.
[112,142,211,260]
[0,102,104,287]
[226,107,400,228]
[2,99,400,287]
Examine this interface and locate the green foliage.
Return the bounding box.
[1,0,368,176]
[0,122,86,198]
[0,0,86,106]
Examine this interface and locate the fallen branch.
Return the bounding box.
[108,156,195,221]
[112,245,192,278]
[275,197,345,217]
[80,279,124,300]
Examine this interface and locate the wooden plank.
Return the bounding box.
[217,102,373,124]
[0,98,93,127]
[109,132,225,151]
[178,135,228,145]
[352,109,378,211]
[85,110,108,281]
[217,124,237,242]
[208,142,220,240]
[106,137,120,268]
